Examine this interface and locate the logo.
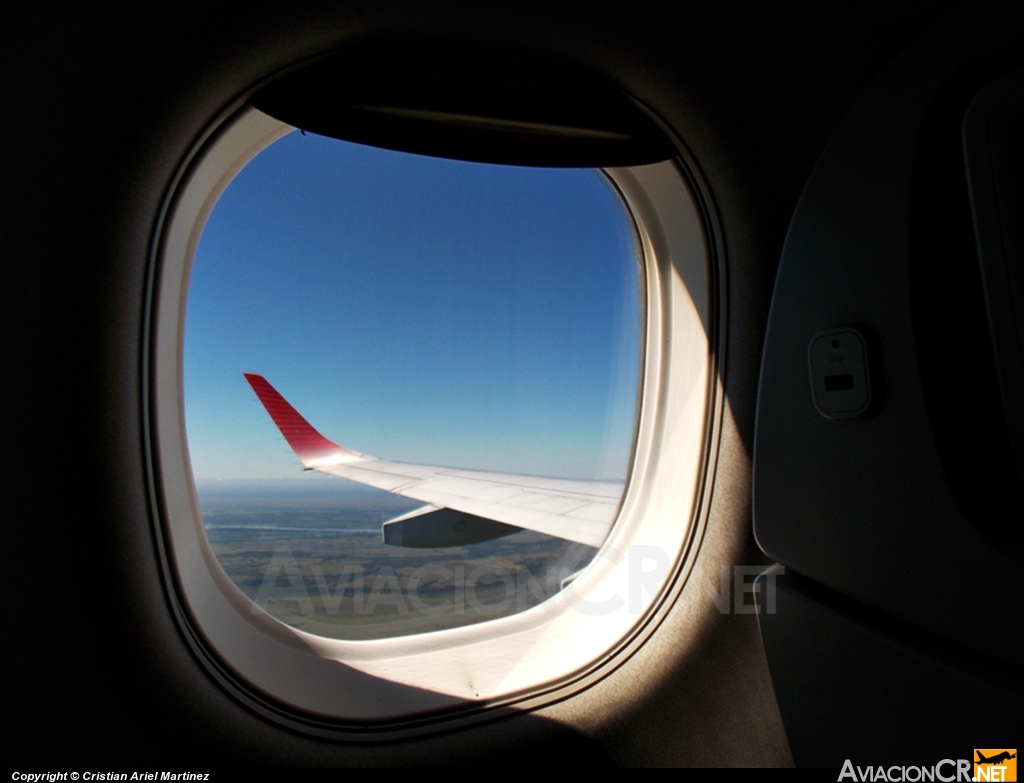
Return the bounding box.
[974,750,1017,782]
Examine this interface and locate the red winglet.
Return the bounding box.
[244,374,346,463]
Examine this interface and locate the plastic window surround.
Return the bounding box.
[151,106,716,732]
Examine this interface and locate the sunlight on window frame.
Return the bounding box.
[150,106,718,730]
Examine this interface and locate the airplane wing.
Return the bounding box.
[243,374,620,548]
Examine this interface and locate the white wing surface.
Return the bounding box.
[244,374,620,548]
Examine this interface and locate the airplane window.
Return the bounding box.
[152,106,712,725]
[183,130,643,640]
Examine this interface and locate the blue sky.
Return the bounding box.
[184,131,642,482]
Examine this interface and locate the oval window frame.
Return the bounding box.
[147,104,721,736]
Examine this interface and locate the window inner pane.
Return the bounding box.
[184,130,643,639]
